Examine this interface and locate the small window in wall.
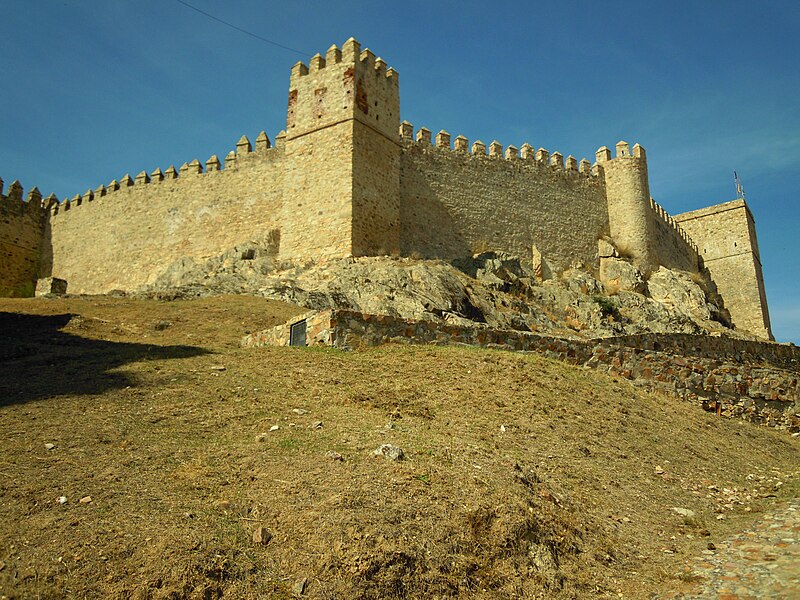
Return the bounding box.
[290,320,307,347]
[241,248,256,260]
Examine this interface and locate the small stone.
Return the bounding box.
[373,444,405,461]
[57,496,67,504]
[499,425,506,433]
[655,465,665,475]
[325,451,344,462]
[269,425,280,432]
[597,238,618,259]
[707,542,716,551]
[671,507,695,518]
[292,577,307,595]
[252,526,272,545]
[210,365,226,371]
[310,421,323,429]
[154,320,172,331]
[292,408,309,415]
[45,443,55,450]
[79,496,92,504]
[256,433,268,442]
[716,514,725,520]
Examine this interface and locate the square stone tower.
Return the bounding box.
[675,200,772,340]
[280,38,401,260]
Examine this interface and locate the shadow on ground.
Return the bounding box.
[0,312,210,406]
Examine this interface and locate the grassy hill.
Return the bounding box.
[0,296,797,599]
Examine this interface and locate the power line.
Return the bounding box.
[173,0,309,57]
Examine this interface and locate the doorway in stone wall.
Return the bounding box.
[289,320,307,347]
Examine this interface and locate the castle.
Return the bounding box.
[0,38,773,340]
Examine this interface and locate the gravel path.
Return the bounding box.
[663,503,799,599]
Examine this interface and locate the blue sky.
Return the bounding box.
[2,1,798,342]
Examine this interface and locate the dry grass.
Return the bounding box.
[0,295,798,599]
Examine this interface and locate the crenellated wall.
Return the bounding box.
[42,135,285,294]
[649,198,699,272]
[0,37,773,341]
[399,125,608,272]
[0,179,48,296]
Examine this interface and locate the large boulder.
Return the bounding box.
[647,268,712,322]
[599,258,646,294]
[562,269,604,296]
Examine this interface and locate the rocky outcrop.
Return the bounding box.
[599,257,647,294]
[138,244,748,340]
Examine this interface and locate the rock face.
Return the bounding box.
[138,243,744,340]
[648,268,708,318]
[599,257,646,294]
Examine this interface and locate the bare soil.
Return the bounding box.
[0,295,797,599]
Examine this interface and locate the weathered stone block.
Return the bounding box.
[35,277,67,296]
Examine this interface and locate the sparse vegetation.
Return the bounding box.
[0,295,797,599]
[592,294,621,320]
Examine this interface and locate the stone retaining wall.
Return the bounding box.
[599,333,799,371]
[243,310,799,431]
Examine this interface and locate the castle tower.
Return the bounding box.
[675,200,773,340]
[280,38,401,260]
[598,142,657,274]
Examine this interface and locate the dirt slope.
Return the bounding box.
[0,296,797,599]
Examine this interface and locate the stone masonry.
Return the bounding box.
[0,38,773,339]
[675,200,771,340]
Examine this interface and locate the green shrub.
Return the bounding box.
[592,295,620,320]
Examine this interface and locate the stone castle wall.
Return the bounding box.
[675,200,772,339]
[348,46,402,257]
[0,181,46,297]
[42,142,285,294]
[399,132,608,272]
[352,124,402,256]
[649,198,699,272]
[0,37,773,340]
[281,122,355,261]
[281,38,402,260]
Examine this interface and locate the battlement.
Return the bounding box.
[290,39,398,86]
[50,131,282,216]
[595,140,647,163]
[0,178,52,214]
[649,197,699,255]
[286,38,400,143]
[399,122,600,179]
